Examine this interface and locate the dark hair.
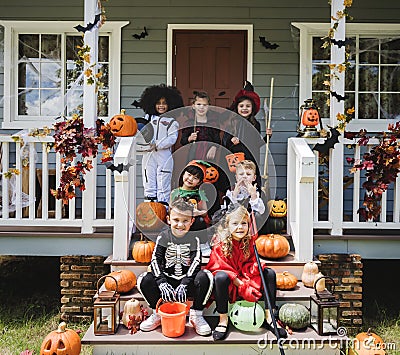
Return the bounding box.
[169,197,194,216]
[230,95,258,126]
[178,164,204,187]
[192,91,210,104]
[139,84,184,116]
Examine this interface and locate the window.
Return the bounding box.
[293,23,400,132]
[0,21,128,129]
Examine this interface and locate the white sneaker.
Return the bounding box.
[140,312,161,332]
[189,310,211,336]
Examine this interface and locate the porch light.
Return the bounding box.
[93,275,120,335]
[297,99,323,137]
[310,276,340,335]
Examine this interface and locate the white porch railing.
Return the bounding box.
[0,134,114,230]
[287,137,400,261]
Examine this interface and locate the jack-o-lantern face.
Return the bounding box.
[40,322,81,355]
[301,108,320,127]
[109,109,138,137]
[268,199,287,218]
[225,152,245,173]
[204,166,219,183]
[136,201,167,231]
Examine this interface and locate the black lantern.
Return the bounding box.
[310,276,340,335]
[94,275,120,335]
[297,99,323,137]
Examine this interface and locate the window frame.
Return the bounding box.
[292,22,400,132]
[0,20,128,129]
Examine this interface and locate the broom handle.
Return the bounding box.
[263,77,274,177]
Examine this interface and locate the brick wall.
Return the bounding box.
[317,253,363,332]
[60,255,110,323]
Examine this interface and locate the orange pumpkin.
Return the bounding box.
[255,234,290,259]
[40,322,81,355]
[268,199,287,218]
[349,328,386,355]
[276,271,298,290]
[225,152,245,172]
[204,165,219,183]
[109,109,138,137]
[301,107,320,127]
[105,269,137,293]
[136,201,167,231]
[132,234,156,263]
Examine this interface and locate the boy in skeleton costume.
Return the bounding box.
[138,84,183,203]
[137,198,213,336]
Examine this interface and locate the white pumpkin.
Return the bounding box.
[313,272,326,292]
[301,261,319,288]
[122,298,143,328]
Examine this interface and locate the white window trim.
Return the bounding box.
[0,20,128,129]
[166,24,253,86]
[292,22,400,132]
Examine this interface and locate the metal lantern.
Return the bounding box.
[94,275,120,335]
[310,276,340,335]
[297,99,323,137]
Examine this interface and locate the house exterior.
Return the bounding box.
[1,0,400,261]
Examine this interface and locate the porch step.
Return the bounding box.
[82,316,344,355]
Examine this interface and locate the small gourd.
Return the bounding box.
[313,272,325,292]
[132,234,156,263]
[301,261,319,288]
[276,271,298,290]
[122,298,143,328]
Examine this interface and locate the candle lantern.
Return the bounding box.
[93,275,120,335]
[310,276,340,335]
[297,99,323,137]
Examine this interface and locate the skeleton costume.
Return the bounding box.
[142,113,179,202]
[137,228,213,310]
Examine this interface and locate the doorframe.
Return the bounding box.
[166,24,253,86]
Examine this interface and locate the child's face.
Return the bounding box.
[156,97,168,114]
[235,166,256,184]
[192,97,209,117]
[228,213,249,241]
[237,99,253,118]
[167,208,194,238]
[182,171,201,189]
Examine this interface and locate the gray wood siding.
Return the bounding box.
[1,0,398,205]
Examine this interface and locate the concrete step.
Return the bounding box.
[82,316,345,355]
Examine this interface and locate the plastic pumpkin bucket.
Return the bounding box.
[156,299,189,337]
[225,152,245,172]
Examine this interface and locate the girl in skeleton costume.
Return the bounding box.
[139,84,183,203]
[205,205,286,341]
[137,198,213,336]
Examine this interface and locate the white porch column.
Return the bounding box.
[329,0,346,235]
[81,0,99,233]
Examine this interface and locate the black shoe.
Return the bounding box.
[144,196,157,202]
[213,324,229,341]
[263,320,288,339]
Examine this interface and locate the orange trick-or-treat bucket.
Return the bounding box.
[156,299,189,338]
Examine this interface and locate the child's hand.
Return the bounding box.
[232,180,244,198]
[245,181,258,200]
[175,284,188,303]
[238,283,262,302]
[231,136,240,145]
[188,131,198,142]
[159,282,176,302]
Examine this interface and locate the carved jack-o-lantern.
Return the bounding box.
[109,109,138,137]
[136,201,167,231]
[268,199,287,218]
[40,322,81,355]
[225,152,245,172]
[204,166,219,184]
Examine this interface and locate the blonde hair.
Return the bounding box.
[235,160,256,174]
[218,205,252,259]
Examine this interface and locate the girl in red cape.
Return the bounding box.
[206,204,286,341]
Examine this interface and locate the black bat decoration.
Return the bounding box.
[331,38,352,48]
[259,36,279,50]
[313,127,341,155]
[131,99,141,108]
[331,91,347,102]
[105,162,132,173]
[74,14,101,33]
[133,27,148,40]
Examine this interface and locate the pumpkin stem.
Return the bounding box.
[121,109,126,114]
[57,322,67,333]
[367,328,372,335]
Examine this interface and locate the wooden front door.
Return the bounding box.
[172,30,247,108]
